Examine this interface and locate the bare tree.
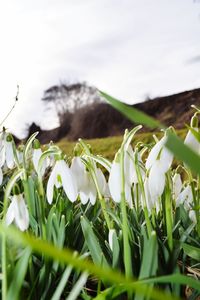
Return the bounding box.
[42,81,103,124]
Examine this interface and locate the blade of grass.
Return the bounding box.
[100,91,163,129]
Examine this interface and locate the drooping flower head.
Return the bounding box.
[6,193,29,231]
[47,158,78,204]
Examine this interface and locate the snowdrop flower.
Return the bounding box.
[184,115,200,154]
[146,135,173,173]
[176,185,193,210]
[5,134,15,169]
[71,156,108,205]
[172,173,182,200]
[0,132,15,169]
[32,139,48,176]
[108,151,133,205]
[6,194,29,231]
[146,133,173,202]
[124,146,145,185]
[141,178,156,213]
[47,159,78,204]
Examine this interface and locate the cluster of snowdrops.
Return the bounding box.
[0,113,200,299]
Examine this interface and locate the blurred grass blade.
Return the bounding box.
[66,272,88,300]
[51,265,73,300]
[100,91,163,129]
[165,133,200,176]
[0,224,180,300]
[182,243,200,261]
[7,247,31,300]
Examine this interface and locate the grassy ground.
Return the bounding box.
[57,128,187,160]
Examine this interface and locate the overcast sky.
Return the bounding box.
[0,0,200,137]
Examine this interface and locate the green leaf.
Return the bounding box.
[135,231,158,300]
[100,91,163,129]
[182,243,200,261]
[7,247,31,300]
[51,265,73,300]
[81,216,109,268]
[0,224,180,300]
[66,272,88,300]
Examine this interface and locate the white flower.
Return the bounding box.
[108,160,132,205]
[145,135,173,207]
[47,159,78,204]
[172,173,182,200]
[32,148,48,176]
[5,139,15,169]
[141,178,155,213]
[6,194,29,231]
[124,146,145,185]
[71,156,97,205]
[146,135,173,173]
[176,185,193,210]
[184,128,200,154]
[108,160,122,203]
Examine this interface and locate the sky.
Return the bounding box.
[0,0,200,138]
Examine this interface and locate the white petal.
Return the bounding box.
[108,161,121,203]
[5,141,15,169]
[58,160,78,203]
[145,136,166,170]
[46,164,57,204]
[14,194,29,231]
[172,173,182,199]
[124,147,138,185]
[79,190,89,205]
[0,145,5,167]
[5,198,17,226]
[124,183,132,207]
[176,185,192,208]
[71,157,86,189]
[108,229,116,251]
[88,176,97,205]
[184,128,200,154]
[148,164,165,199]
[141,178,154,212]
[159,147,173,173]
[33,148,42,171]
[96,168,107,196]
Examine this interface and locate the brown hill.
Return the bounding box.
[25,87,200,143]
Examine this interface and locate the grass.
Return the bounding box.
[57,129,187,160]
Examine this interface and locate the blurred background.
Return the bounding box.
[0,0,200,141]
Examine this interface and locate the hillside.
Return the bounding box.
[25,87,200,144]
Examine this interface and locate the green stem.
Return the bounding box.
[2,233,7,300]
